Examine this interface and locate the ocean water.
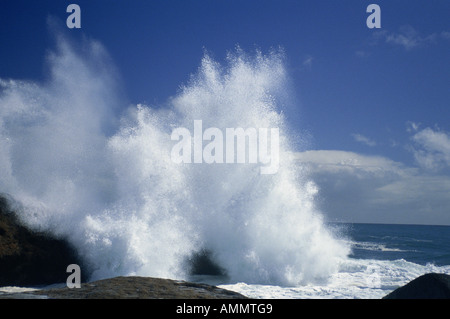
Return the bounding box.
[219,223,450,299]
[1,34,449,299]
[2,223,448,299]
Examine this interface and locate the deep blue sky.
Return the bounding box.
[2,1,449,161]
[1,1,450,224]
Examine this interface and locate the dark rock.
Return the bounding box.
[383,273,450,299]
[0,195,86,287]
[0,276,248,299]
[188,249,226,276]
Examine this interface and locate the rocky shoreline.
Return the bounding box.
[0,276,248,299]
[2,195,450,299]
[1,272,450,299]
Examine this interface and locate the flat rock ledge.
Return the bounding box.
[0,276,247,299]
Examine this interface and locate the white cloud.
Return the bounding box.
[294,150,450,225]
[410,127,450,171]
[373,25,450,50]
[352,133,376,147]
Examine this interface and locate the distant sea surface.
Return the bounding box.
[346,223,450,266]
[220,223,450,299]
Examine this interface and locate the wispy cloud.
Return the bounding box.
[352,133,376,147]
[406,121,420,133]
[385,25,424,50]
[355,50,370,58]
[372,25,450,50]
[302,55,313,69]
